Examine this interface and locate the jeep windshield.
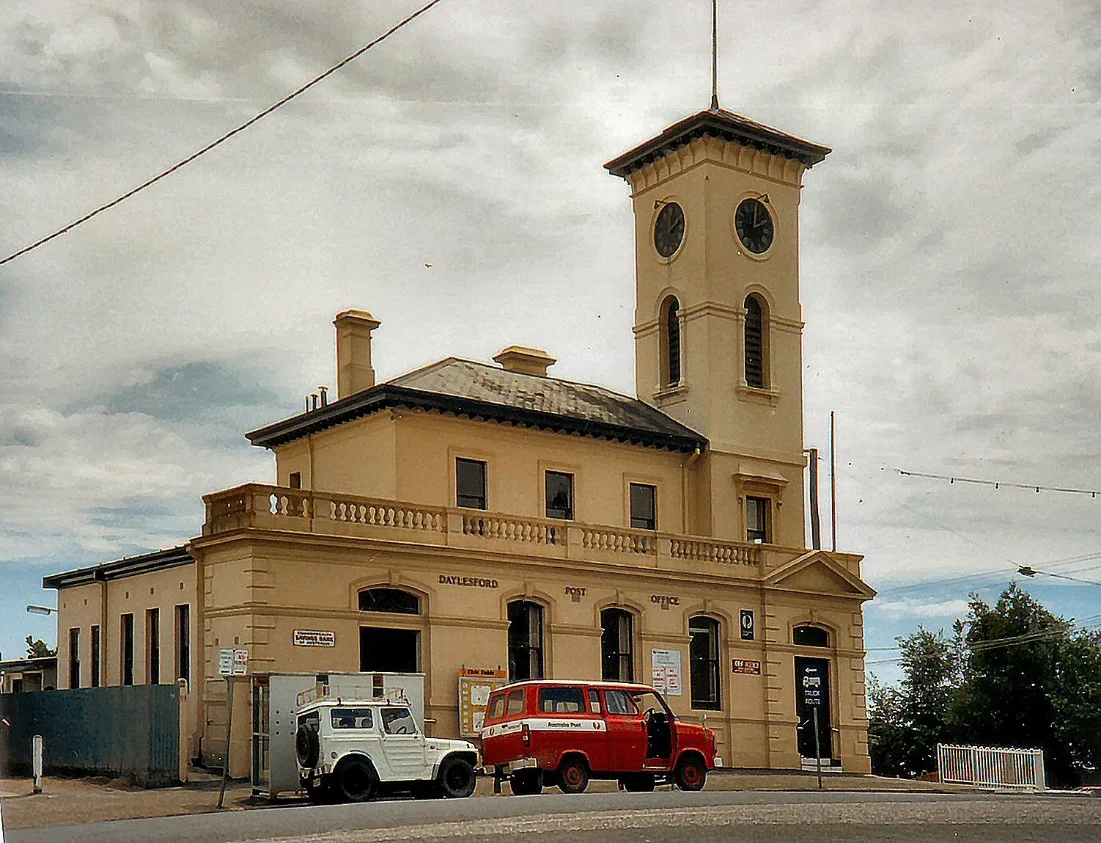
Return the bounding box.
[381,706,418,735]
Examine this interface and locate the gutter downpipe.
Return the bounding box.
[681,446,702,534]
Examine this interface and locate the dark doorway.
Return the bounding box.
[794,656,832,760]
[360,627,419,673]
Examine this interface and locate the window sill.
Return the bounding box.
[736,384,780,407]
[652,383,689,406]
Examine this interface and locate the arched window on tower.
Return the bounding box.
[661,296,681,387]
[744,295,767,389]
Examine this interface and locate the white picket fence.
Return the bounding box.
[937,743,1045,791]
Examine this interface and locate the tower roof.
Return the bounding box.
[604,107,831,178]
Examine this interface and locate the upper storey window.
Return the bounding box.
[545,471,574,520]
[456,458,487,510]
[661,296,681,388]
[744,295,766,389]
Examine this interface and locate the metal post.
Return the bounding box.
[829,411,837,552]
[710,0,719,109]
[218,677,234,809]
[32,734,43,794]
[812,709,822,790]
[806,448,821,549]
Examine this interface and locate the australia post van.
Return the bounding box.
[480,680,719,794]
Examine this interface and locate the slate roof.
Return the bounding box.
[605,107,831,178]
[246,357,708,453]
[44,545,193,589]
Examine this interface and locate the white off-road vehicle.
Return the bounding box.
[295,696,478,803]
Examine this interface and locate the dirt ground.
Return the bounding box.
[0,770,973,831]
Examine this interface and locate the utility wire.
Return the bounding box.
[0,0,447,268]
[865,617,1101,665]
[890,467,1101,499]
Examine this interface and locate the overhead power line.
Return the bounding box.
[865,615,1101,665]
[0,0,447,268]
[891,467,1101,499]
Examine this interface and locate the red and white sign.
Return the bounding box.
[651,648,683,696]
[732,659,762,675]
[293,629,336,647]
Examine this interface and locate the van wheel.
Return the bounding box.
[437,757,476,798]
[335,757,377,802]
[510,770,542,796]
[620,773,655,792]
[673,755,707,791]
[556,757,589,794]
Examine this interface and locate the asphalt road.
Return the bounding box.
[7,790,1101,843]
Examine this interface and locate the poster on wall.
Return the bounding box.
[458,667,510,737]
[650,648,683,696]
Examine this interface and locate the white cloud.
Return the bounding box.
[868,598,972,622]
[1,0,1101,663]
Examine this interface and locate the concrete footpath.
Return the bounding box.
[0,771,978,832]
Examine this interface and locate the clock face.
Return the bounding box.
[653,202,685,258]
[734,198,774,254]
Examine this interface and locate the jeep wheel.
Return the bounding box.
[620,773,655,792]
[335,757,377,803]
[556,756,589,794]
[510,770,542,796]
[673,755,707,792]
[437,756,476,798]
[295,724,320,769]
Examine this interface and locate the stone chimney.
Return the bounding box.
[493,345,556,377]
[334,310,381,399]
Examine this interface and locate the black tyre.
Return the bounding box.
[621,773,655,792]
[295,724,320,769]
[437,756,477,798]
[335,757,378,803]
[556,756,589,794]
[510,769,542,796]
[673,755,707,792]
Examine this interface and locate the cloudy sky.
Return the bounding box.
[2,0,1100,678]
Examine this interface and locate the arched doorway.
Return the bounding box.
[793,624,833,762]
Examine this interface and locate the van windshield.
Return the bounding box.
[630,690,672,719]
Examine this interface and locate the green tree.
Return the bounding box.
[1048,629,1101,778]
[25,635,56,658]
[947,583,1076,784]
[868,627,954,777]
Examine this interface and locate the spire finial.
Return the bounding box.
[710,0,719,110]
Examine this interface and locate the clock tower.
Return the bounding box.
[605,109,830,545]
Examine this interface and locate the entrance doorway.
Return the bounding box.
[794,656,832,760]
[360,627,419,673]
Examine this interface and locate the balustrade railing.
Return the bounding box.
[669,537,760,566]
[461,513,562,545]
[581,526,656,556]
[203,484,769,574]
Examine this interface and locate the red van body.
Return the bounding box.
[480,680,718,794]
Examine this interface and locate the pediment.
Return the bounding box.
[765,550,876,600]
